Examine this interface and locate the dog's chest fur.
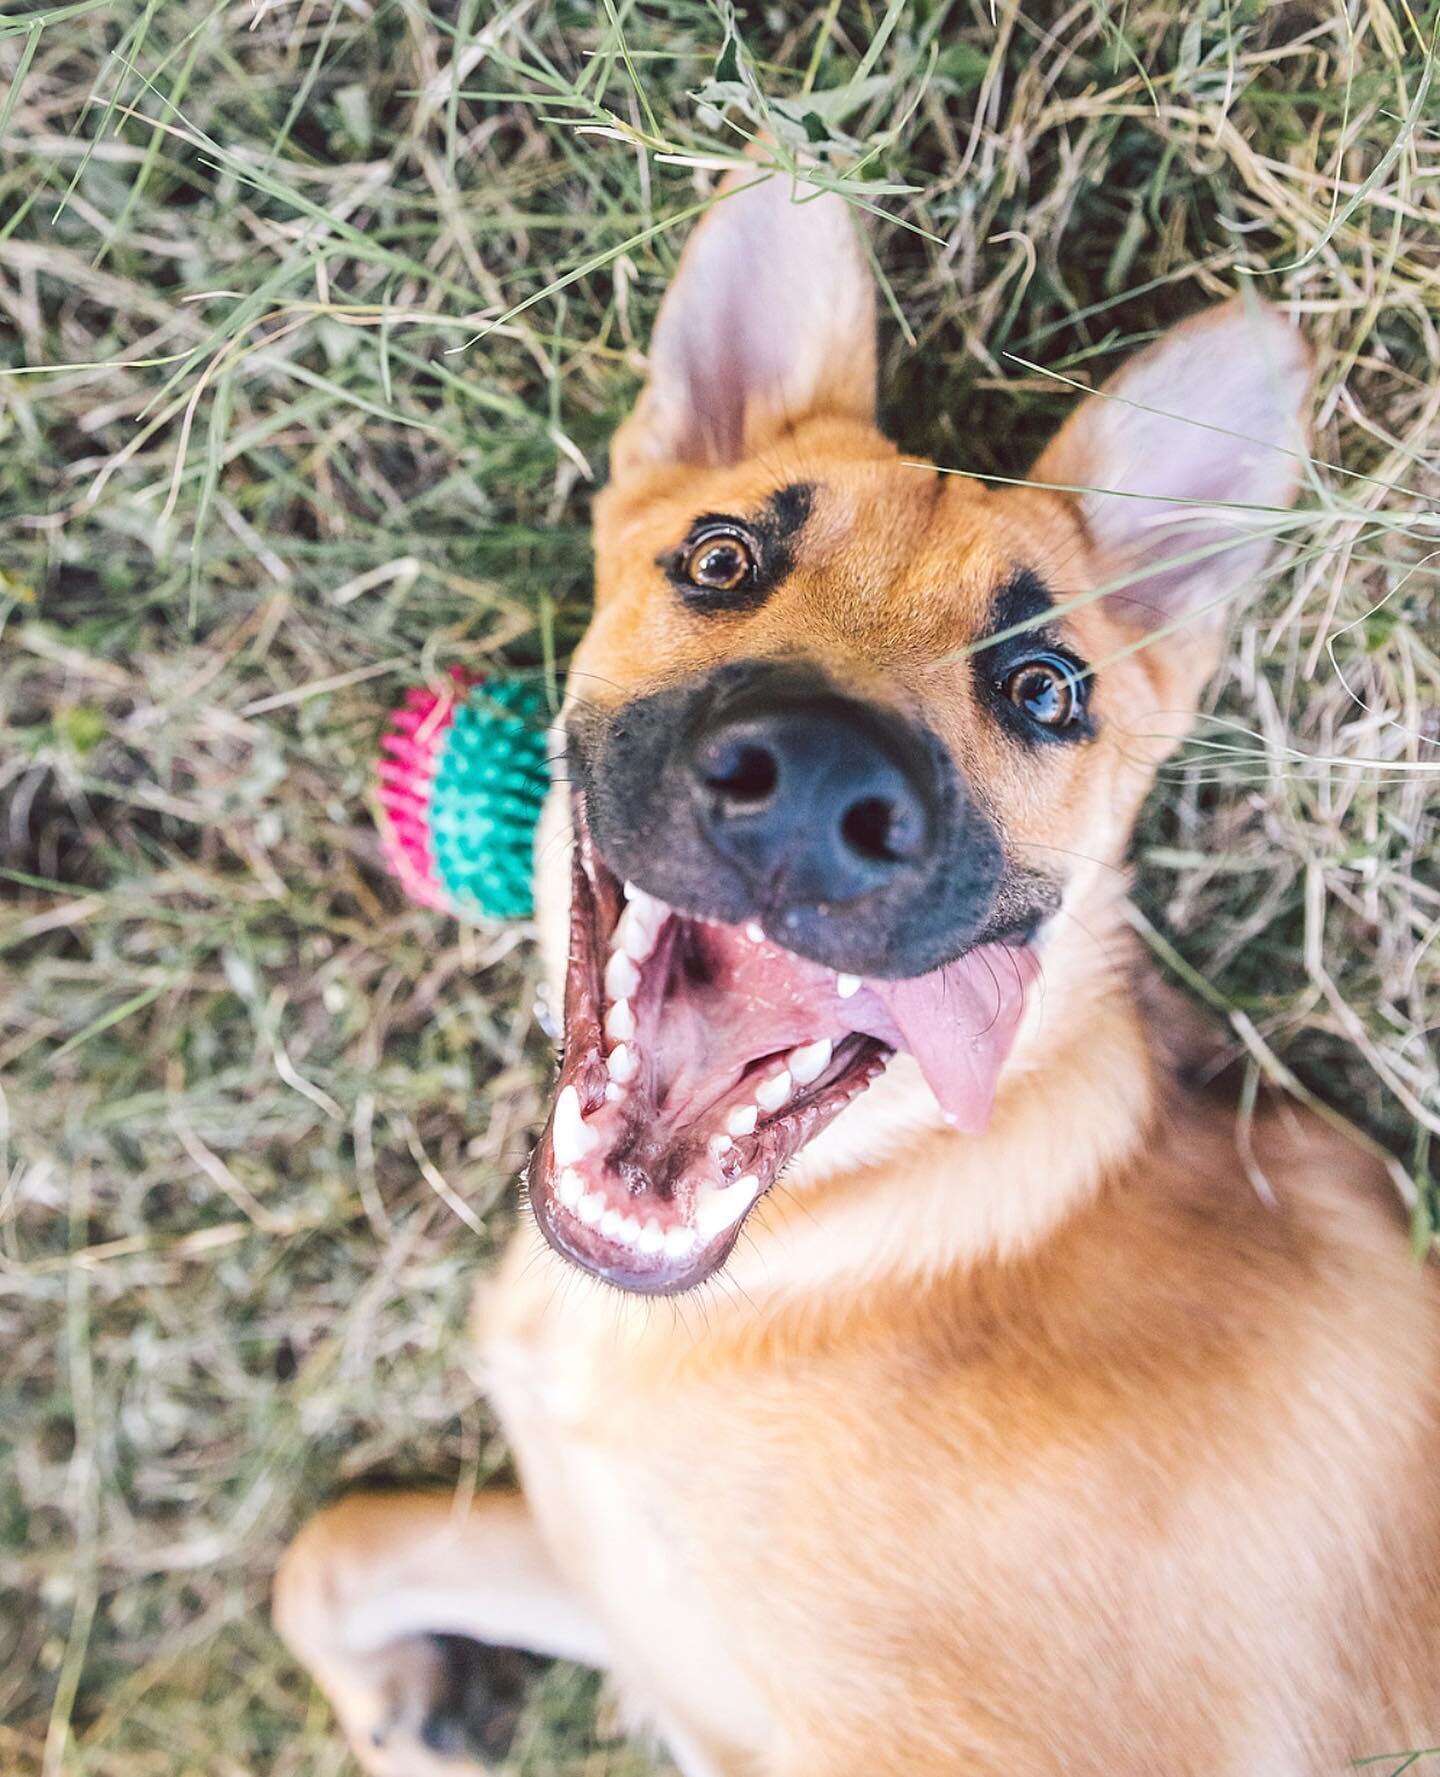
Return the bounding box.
[473,1106,1440,1775]
[475,1225,777,1757]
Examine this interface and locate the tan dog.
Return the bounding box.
[275,170,1440,1775]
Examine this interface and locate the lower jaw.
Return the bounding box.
[529,1188,735,1296]
[528,1039,891,1295]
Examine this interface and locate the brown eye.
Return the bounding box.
[682,531,755,593]
[1001,654,1086,729]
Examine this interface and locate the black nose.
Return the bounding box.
[688,691,933,906]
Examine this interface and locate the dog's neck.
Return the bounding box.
[496,944,1158,1355]
[722,876,1161,1304]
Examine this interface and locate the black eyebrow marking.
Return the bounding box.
[984,567,1055,652]
[659,482,815,615]
[753,482,814,568]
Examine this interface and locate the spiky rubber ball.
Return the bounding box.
[376,672,550,921]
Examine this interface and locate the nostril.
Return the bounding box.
[841,795,920,865]
[699,739,778,805]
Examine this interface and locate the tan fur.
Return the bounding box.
[276,179,1440,1775]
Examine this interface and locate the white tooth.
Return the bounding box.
[734,1173,759,1198]
[605,949,640,1000]
[600,1208,625,1239]
[756,1069,791,1113]
[836,973,861,999]
[553,1084,599,1167]
[789,1038,832,1086]
[604,1081,627,1105]
[745,921,764,943]
[638,1218,665,1256]
[619,884,667,945]
[621,1215,643,1244]
[726,1104,758,1137]
[607,1042,638,1084]
[663,1225,696,1259]
[618,904,661,962]
[605,997,636,1042]
[708,1132,734,1160]
[637,885,668,922]
[557,1167,584,1208]
[694,1189,747,1243]
[577,1191,605,1225]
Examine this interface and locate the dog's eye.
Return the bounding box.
[1001,654,1087,729]
[681,530,755,594]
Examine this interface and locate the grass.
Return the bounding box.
[1,1,1437,1771]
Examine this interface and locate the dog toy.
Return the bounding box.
[376,672,550,921]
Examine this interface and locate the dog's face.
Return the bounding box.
[528,169,1310,1294]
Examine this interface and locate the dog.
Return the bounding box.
[275,167,1440,1775]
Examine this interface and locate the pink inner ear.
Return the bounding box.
[1037,299,1312,627]
[630,171,877,470]
[664,280,791,466]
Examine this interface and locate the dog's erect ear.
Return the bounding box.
[611,169,876,479]
[1031,298,1312,636]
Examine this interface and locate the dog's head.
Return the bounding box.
[528,168,1310,1293]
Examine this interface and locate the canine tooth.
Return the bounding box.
[725,1103,758,1137]
[605,950,640,1000]
[638,1218,665,1256]
[605,997,636,1042]
[617,901,663,962]
[619,884,667,939]
[836,973,861,999]
[789,1038,832,1085]
[600,1208,626,1239]
[553,1085,599,1167]
[604,1081,627,1105]
[663,1225,696,1259]
[708,1132,734,1161]
[756,1069,791,1113]
[745,921,764,943]
[734,1173,759,1197]
[577,1191,605,1225]
[694,1188,747,1243]
[607,1042,638,1084]
[557,1167,584,1208]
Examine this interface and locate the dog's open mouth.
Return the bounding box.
[527,801,1039,1293]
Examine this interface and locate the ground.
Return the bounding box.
[1,2,1437,1773]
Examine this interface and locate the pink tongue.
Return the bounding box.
[864,946,1039,1134]
[652,921,1037,1138]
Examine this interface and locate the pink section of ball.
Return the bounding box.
[374,671,478,914]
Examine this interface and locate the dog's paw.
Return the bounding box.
[410,1634,547,1765]
[286,1630,543,1776]
[274,1530,543,1773]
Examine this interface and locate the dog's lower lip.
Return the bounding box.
[527,799,893,1293]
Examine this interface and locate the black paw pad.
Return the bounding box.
[418,1635,547,1764]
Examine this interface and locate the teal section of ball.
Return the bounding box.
[428,679,550,921]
